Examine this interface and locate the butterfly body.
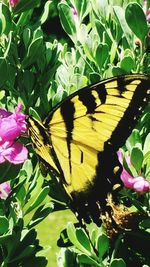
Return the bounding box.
[28,74,150,223]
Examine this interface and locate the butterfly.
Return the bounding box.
[28,74,150,224]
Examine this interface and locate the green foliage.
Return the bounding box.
[125,2,148,42]
[55,0,150,95]
[0,158,55,265]
[58,223,111,267]
[57,221,150,266]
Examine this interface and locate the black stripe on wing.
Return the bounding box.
[94,83,107,105]
[28,117,49,147]
[78,90,97,114]
[109,77,150,149]
[78,83,107,113]
[60,100,75,174]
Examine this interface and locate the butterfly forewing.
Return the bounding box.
[28,74,150,223]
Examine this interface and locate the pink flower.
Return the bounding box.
[0,104,28,164]
[0,182,11,199]
[9,0,19,7]
[0,141,28,164]
[121,169,150,193]
[117,150,150,193]
[0,104,27,142]
[132,177,150,193]
[117,150,131,165]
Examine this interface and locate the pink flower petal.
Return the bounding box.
[0,155,5,164]
[9,0,19,7]
[0,182,11,199]
[4,142,28,164]
[120,167,150,193]
[15,103,22,114]
[0,104,27,142]
[120,169,134,188]
[0,140,13,163]
[147,8,150,22]
[117,150,123,164]
[0,109,12,118]
[117,150,131,165]
[133,177,150,193]
[0,105,28,165]
[12,103,27,133]
[0,117,21,141]
[147,13,150,22]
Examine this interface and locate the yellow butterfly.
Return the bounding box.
[28,74,150,223]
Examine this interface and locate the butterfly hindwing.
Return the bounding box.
[28,74,150,222]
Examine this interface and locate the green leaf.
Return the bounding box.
[126,129,142,152]
[89,72,101,84]
[23,28,31,49]
[130,147,143,172]
[0,3,12,35]
[57,228,72,247]
[28,108,41,121]
[143,133,150,155]
[139,218,150,230]
[95,43,109,69]
[27,172,44,199]
[76,228,92,253]
[74,0,90,21]
[87,223,103,244]
[0,162,21,183]
[143,151,150,178]
[22,257,48,267]
[28,203,54,228]
[96,234,109,259]
[125,3,148,42]
[48,177,68,204]
[20,159,33,180]
[53,88,68,107]
[110,41,118,63]
[0,216,9,235]
[9,245,36,262]
[22,37,43,68]
[58,3,76,36]
[113,5,132,47]
[120,56,135,73]
[110,258,126,267]
[57,248,77,267]
[13,0,40,14]
[70,74,87,93]
[67,223,80,247]
[9,201,22,227]
[0,232,12,243]
[21,228,36,244]
[40,1,52,24]
[25,186,50,214]
[0,57,8,87]
[15,184,26,204]
[23,70,35,94]
[95,20,112,46]
[112,66,126,76]
[0,90,5,100]
[67,223,91,255]
[7,64,16,87]
[78,254,101,267]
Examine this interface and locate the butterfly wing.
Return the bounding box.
[28,74,150,222]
